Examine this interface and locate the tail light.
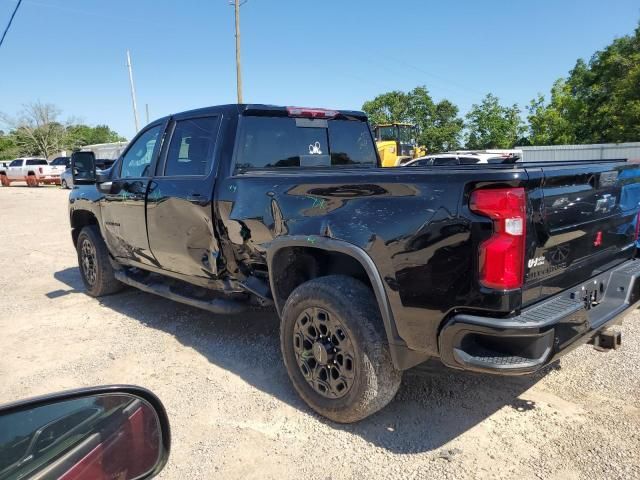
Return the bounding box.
[470,187,526,290]
[635,211,640,241]
[286,106,338,119]
[38,167,43,174]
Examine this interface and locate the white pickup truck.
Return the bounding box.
[0,157,66,187]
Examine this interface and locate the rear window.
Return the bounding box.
[26,159,48,166]
[235,116,376,171]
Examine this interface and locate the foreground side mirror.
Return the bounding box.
[71,151,97,185]
[0,385,170,480]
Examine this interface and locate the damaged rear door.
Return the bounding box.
[146,113,222,279]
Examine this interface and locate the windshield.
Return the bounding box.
[397,126,416,145]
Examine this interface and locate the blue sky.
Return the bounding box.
[0,0,638,140]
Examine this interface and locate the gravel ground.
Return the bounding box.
[0,186,639,479]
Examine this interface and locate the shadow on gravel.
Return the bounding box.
[52,266,558,454]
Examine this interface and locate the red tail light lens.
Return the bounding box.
[38,167,43,174]
[470,187,526,290]
[635,211,640,241]
[286,106,338,119]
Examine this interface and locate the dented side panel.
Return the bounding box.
[214,167,529,355]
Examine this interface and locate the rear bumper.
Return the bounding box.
[438,259,640,375]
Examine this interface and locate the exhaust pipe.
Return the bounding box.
[590,328,622,352]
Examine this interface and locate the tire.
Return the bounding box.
[61,179,68,189]
[76,226,122,297]
[280,275,402,423]
[26,175,38,187]
[0,175,9,187]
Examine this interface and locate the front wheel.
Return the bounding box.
[76,226,122,297]
[280,275,402,423]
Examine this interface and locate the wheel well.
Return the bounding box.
[71,210,99,246]
[27,171,36,176]
[270,246,373,310]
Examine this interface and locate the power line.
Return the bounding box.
[0,0,23,51]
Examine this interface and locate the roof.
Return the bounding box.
[162,104,368,121]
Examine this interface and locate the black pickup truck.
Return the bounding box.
[69,104,640,422]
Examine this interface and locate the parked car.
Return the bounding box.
[60,167,73,189]
[405,149,523,166]
[0,157,66,186]
[68,104,640,423]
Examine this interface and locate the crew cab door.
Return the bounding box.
[7,159,24,179]
[100,122,165,267]
[146,114,222,278]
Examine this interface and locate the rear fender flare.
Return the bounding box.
[266,236,406,363]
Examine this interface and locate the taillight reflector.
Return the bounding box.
[470,187,526,290]
[286,106,338,119]
[635,211,640,241]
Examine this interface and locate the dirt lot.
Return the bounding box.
[0,186,639,479]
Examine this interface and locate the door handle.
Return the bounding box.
[187,193,203,203]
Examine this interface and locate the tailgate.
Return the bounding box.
[523,161,640,305]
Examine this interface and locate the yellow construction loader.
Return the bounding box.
[373,123,427,167]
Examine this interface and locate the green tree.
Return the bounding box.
[1,102,67,159]
[65,124,126,150]
[527,23,640,145]
[362,86,464,152]
[465,94,525,149]
[1,102,127,158]
[0,131,19,160]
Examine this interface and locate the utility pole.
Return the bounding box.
[126,49,140,133]
[233,0,243,104]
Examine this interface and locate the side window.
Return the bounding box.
[26,159,47,166]
[9,160,23,167]
[409,159,431,167]
[164,117,219,176]
[120,125,162,178]
[433,157,459,166]
[459,157,480,165]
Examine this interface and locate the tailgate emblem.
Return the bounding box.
[528,256,546,268]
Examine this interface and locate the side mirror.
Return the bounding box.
[0,385,170,480]
[71,151,97,185]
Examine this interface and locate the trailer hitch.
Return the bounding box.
[589,328,622,352]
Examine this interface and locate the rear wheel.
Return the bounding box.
[280,275,402,423]
[76,226,122,297]
[26,175,38,187]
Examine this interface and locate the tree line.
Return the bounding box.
[0,101,126,160]
[363,23,640,152]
